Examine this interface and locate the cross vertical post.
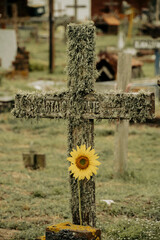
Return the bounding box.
[67,23,97,226]
[114,53,132,176]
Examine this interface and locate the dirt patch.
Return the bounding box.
[0,228,19,240]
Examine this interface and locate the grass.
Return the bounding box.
[0,25,160,240]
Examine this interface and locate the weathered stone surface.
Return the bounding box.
[13,91,155,122]
[46,222,101,240]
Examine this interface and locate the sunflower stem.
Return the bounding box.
[78,179,82,225]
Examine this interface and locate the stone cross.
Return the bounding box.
[12,23,155,227]
[66,0,86,22]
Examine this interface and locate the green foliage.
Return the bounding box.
[105,218,160,240]
[29,60,48,71]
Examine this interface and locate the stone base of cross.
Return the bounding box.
[12,22,155,227]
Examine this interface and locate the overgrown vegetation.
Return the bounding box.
[0,25,159,240]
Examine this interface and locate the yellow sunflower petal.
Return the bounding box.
[81,145,86,152]
[86,146,91,152]
[89,166,98,175]
[90,160,101,166]
[70,150,78,158]
[67,157,74,163]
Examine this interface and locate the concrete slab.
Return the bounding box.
[0,29,17,69]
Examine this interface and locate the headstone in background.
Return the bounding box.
[0,29,17,69]
[23,150,46,169]
[0,96,14,113]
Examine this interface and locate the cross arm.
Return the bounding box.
[81,91,155,122]
[12,91,155,122]
[12,91,69,119]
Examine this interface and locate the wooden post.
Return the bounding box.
[12,23,155,227]
[49,0,55,73]
[127,8,134,39]
[155,49,160,75]
[114,53,132,176]
[158,79,160,101]
[12,3,18,41]
[156,0,160,22]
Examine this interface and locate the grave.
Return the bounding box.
[12,47,29,77]
[0,29,17,69]
[12,23,155,237]
[23,150,46,169]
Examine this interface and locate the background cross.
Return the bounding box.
[12,23,155,226]
[66,0,86,22]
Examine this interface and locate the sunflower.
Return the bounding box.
[67,145,100,180]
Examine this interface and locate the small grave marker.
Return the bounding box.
[13,23,155,227]
[0,96,14,113]
[134,39,160,75]
[23,151,46,170]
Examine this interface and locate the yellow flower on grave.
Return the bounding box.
[67,145,100,180]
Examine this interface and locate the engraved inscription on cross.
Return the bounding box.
[12,23,155,227]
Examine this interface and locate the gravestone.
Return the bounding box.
[23,151,46,169]
[12,22,155,227]
[0,96,14,113]
[0,29,17,69]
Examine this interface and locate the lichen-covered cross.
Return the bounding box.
[12,22,155,227]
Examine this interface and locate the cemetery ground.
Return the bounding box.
[0,31,160,240]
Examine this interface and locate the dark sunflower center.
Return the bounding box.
[80,159,86,166]
[76,156,89,169]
